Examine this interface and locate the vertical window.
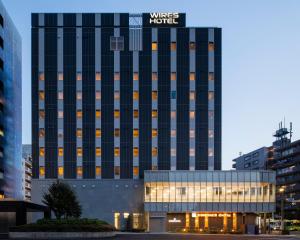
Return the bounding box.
[114,72,120,81]
[39,110,45,119]
[190,92,195,100]
[114,110,120,118]
[96,166,101,176]
[39,72,45,81]
[39,91,45,100]
[152,129,158,137]
[96,129,101,138]
[133,147,139,157]
[209,111,214,119]
[58,92,63,100]
[115,129,120,137]
[171,148,176,157]
[171,130,176,137]
[39,128,45,137]
[58,167,63,177]
[133,110,139,118]
[96,72,101,81]
[77,166,83,177]
[208,42,214,51]
[58,72,63,81]
[76,72,82,81]
[208,72,214,81]
[133,91,139,100]
[208,130,214,138]
[190,111,195,119]
[190,130,195,138]
[96,91,101,100]
[190,148,195,157]
[77,92,82,100]
[58,147,63,157]
[152,42,157,51]
[96,110,101,118]
[77,110,82,118]
[152,72,158,81]
[152,147,158,157]
[133,72,139,81]
[208,148,214,157]
[171,72,176,81]
[189,42,196,50]
[114,147,120,157]
[189,72,195,81]
[96,147,101,157]
[39,148,45,157]
[77,148,83,157]
[110,36,124,51]
[133,167,139,177]
[114,166,120,175]
[170,42,176,51]
[58,111,64,118]
[77,129,82,138]
[114,91,120,100]
[171,111,176,119]
[208,92,214,100]
[58,129,63,138]
[152,110,158,118]
[171,91,176,99]
[133,129,139,138]
[152,91,157,101]
[39,167,45,177]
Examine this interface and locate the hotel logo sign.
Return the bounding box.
[149,13,179,25]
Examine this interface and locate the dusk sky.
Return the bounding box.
[3,0,300,170]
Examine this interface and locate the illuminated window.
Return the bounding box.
[96,166,101,176]
[133,110,139,118]
[152,129,157,137]
[133,166,139,176]
[152,147,158,157]
[39,110,45,119]
[133,129,139,138]
[39,91,45,100]
[190,91,195,100]
[152,110,157,118]
[171,148,176,157]
[96,110,101,118]
[96,72,101,81]
[114,72,120,81]
[77,110,82,118]
[133,91,139,100]
[133,72,139,81]
[77,129,82,138]
[152,165,158,170]
[58,91,63,100]
[208,130,214,138]
[208,92,214,100]
[77,92,82,100]
[39,128,45,138]
[96,128,101,138]
[133,147,139,157]
[114,166,120,175]
[190,130,195,138]
[171,111,176,118]
[152,42,157,51]
[208,148,214,157]
[114,91,120,100]
[190,148,195,157]
[170,42,176,51]
[0,129,3,137]
[39,72,45,81]
[58,129,63,138]
[77,148,83,157]
[190,111,195,119]
[58,166,63,176]
[208,72,214,81]
[39,148,45,157]
[189,42,196,50]
[190,72,195,81]
[77,72,82,81]
[0,193,4,199]
[114,147,120,157]
[152,72,158,81]
[96,91,101,100]
[39,167,45,177]
[171,130,176,137]
[115,128,120,137]
[152,91,157,101]
[96,147,101,157]
[58,111,63,118]
[114,110,120,118]
[208,42,214,51]
[171,72,176,81]
[58,72,63,81]
[58,147,63,157]
[77,166,83,177]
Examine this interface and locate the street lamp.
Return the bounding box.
[279,187,285,233]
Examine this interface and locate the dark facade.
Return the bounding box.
[0,1,22,199]
[32,13,222,180]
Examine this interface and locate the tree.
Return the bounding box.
[42,180,82,219]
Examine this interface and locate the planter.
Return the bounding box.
[9,231,116,239]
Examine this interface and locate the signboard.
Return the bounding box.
[143,13,186,27]
[168,217,181,223]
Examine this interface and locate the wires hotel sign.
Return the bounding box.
[143,13,186,27]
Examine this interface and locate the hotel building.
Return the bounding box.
[31,13,275,233]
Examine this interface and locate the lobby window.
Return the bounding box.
[114,110,120,118]
[152,91,157,101]
[77,148,83,157]
[152,147,158,157]
[39,91,45,100]
[133,167,139,177]
[152,72,158,81]
[110,36,124,51]
[152,42,157,51]
[58,147,63,157]
[190,111,195,119]
[39,167,45,177]
[76,72,82,81]
[58,111,64,118]
[114,91,120,100]
[171,72,176,81]
[58,72,63,81]
[190,130,195,138]
[189,42,196,50]
[77,129,82,138]
[208,91,214,100]
[115,128,120,137]
[190,148,195,157]
[96,166,101,176]
[77,92,82,100]
[96,147,101,157]
[133,91,139,100]
[208,148,214,157]
[39,147,45,157]
[39,110,45,119]
[133,72,139,81]
[209,72,214,81]
[114,147,120,157]
[114,166,120,175]
[190,91,195,100]
[114,72,120,81]
[133,129,139,138]
[77,110,82,118]
[208,42,214,51]
[39,72,45,81]
[170,42,176,51]
[96,72,101,81]
[77,167,83,177]
[133,147,139,157]
[189,72,195,81]
[39,128,45,138]
[152,129,157,137]
[58,129,63,138]
[171,111,176,119]
[152,110,158,118]
[208,130,214,138]
[171,148,176,157]
[58,91,63,100]
[133,110,139,118]
[96,91,101,100]
[96,110,101,118]
[58,167,63,177]
[96,129,101,138]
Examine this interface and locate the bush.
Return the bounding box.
[10,218,115,232]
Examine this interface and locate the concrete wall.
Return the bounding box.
[31,179,144,225]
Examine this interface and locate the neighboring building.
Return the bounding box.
[0,0,22,200]
[232,147,273,170]
[22,144,32,201]
[31,13,275,233]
